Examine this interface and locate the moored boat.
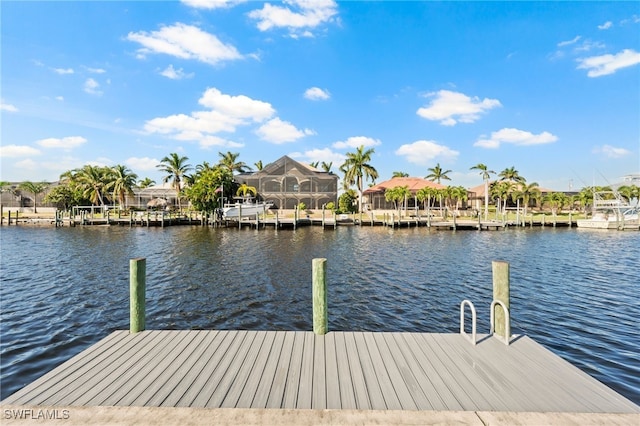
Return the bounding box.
[576,190,639,229]
[221,198,273,219]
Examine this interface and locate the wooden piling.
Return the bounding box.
[492,260,510,339]
[130,258,146,333]
[312,258,328,335]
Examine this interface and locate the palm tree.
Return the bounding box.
[157,153,192,211]
[490,180,513,216]
[426,163,451,214]
[19,181,49,213]
[470,163,495,220]
[236,183,257,199]
[385,186,410,213]
[511,182,541,217]
[499,166,525,184]
[617,185,639,204]
[218,151,248,175]
[321,161,333,173]
[543,192,568,219]
[425,163,452,184]
[416,186,438,216]
[309,161,319,169]
[393,171,409,178]
[138,177,155,189]
[254,160,264,171]
[340,145,379,213]
[74,165,110,206]
[450,186,468,215]
[108,165,138,210]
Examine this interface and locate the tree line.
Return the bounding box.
[1,146,637,215]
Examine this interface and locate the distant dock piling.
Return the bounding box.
[130,258,146,333]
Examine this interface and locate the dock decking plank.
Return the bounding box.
[432,334,518,411]
[108,331,193,406]
[135,330,213,407]
[156,330,223,407]
[421,333,498,410]
[3,330,638,414]
[249,331,286,408]
[395,332,453,410]
[361,332,402,410]
[2,330,128,405]
[352,332,386,410]
[334,332,357,409]
[312,333,327,409]
[221,331,268,408]
[281,331,305,409]
[371,332,417,410]
[324,332,342,409]
[506,335,639,412]
[296,331,315,409]
[266,331,296,408]
[205,330,258,408]
[190,330,249,407]
[173,330,238,407]
[405,333,476,410]
[235,331,278,408]
[46,330,169,406]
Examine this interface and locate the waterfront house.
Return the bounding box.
[363,177,446,211]
[235,156,339,210]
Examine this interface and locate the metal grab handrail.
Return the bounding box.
[459,300,477,345]
[490,300,511,345]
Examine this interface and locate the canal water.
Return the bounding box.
[1,225,638,404]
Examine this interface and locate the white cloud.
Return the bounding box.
[620,15,640,26]
[52,67,74,75]
[417,90,501,126]
[84,78,103,95]
[125,157,160,171]
[577,49,640,77]
[395,140,459,166]
[248,0,338,37]
[84,66,106,74]
[15,158,39,171]
[144,88,275,146]
[289,148,345,164]
[255,117,315,144]
[574,40,606,53]
[181,0,245,9]
[304,87,330,101]
[474,128,558,149]
[127,23,242,66]
[36,136,87,149]
[198,87,275,121]
[1,103,18,112]
[332,136,381,149]
[0,145,41,158]
[593,145,631,159]
[159,64,194,80]
[598,21,613,30]
[558,36,581,47]
[56,96,64,102]
[199,135,244,149]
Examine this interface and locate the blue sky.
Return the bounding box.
[1,1,639,190]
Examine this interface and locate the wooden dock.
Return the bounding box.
[3,330,638,414]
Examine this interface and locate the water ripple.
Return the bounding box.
[1,226,638,404]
